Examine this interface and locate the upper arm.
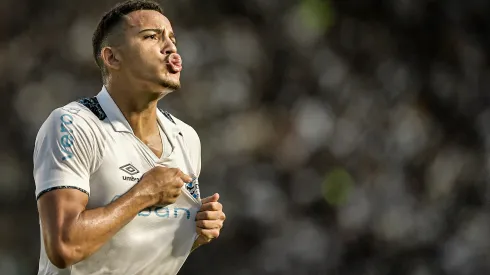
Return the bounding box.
[37,188,89,245]
[37,187,90,269]
[34,107,101,245]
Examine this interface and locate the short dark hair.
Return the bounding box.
[92,0,163,77]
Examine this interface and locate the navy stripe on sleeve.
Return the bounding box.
[36,186,89,200]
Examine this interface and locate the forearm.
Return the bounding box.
[48,189,155,266]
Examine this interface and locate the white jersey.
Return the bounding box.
[33,87,202,275]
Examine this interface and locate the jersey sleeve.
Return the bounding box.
[33,107,103,199]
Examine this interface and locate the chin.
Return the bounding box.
[159,78,181,91]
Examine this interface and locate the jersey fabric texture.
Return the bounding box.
[33,87,202,275]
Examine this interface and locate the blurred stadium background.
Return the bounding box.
[1,0,490,274]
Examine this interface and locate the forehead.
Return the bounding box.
[123,10,172,32]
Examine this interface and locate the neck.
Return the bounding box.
[105,81,163,138]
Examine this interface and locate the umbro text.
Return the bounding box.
[122,176,140,182]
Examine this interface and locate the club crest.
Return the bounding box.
[186,177,200,200]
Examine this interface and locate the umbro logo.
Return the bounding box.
[119,163,139,175]
[120,164,141,182]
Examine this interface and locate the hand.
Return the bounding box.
[137,166,192,206]
[195,193,226,246]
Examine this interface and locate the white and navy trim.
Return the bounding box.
[36,186,89,200]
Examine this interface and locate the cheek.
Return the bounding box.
[123,47,167,77]
[125,45,154,64]
[127,54,159,73]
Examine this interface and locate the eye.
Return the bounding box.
[144,34,158,40]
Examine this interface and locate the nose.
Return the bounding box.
[162,37,177,55]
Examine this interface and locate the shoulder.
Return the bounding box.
[36,101,108,151]
[43,101,104,132]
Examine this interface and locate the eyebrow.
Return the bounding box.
[138,28,163,34]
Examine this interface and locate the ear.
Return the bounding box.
[101,46,122,71]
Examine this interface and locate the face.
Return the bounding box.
[113,10,181,92]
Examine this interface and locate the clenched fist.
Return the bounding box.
[194,193,226,247]
[137,166,192,206]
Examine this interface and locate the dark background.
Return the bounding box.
[0,0,489,274]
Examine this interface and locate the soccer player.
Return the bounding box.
[33,1,226,274]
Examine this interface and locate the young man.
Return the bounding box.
[33,1,225,274]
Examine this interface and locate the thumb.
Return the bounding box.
[201,193,219,204]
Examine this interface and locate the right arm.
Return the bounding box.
[37,185,156,269]
[34,108,189,269]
